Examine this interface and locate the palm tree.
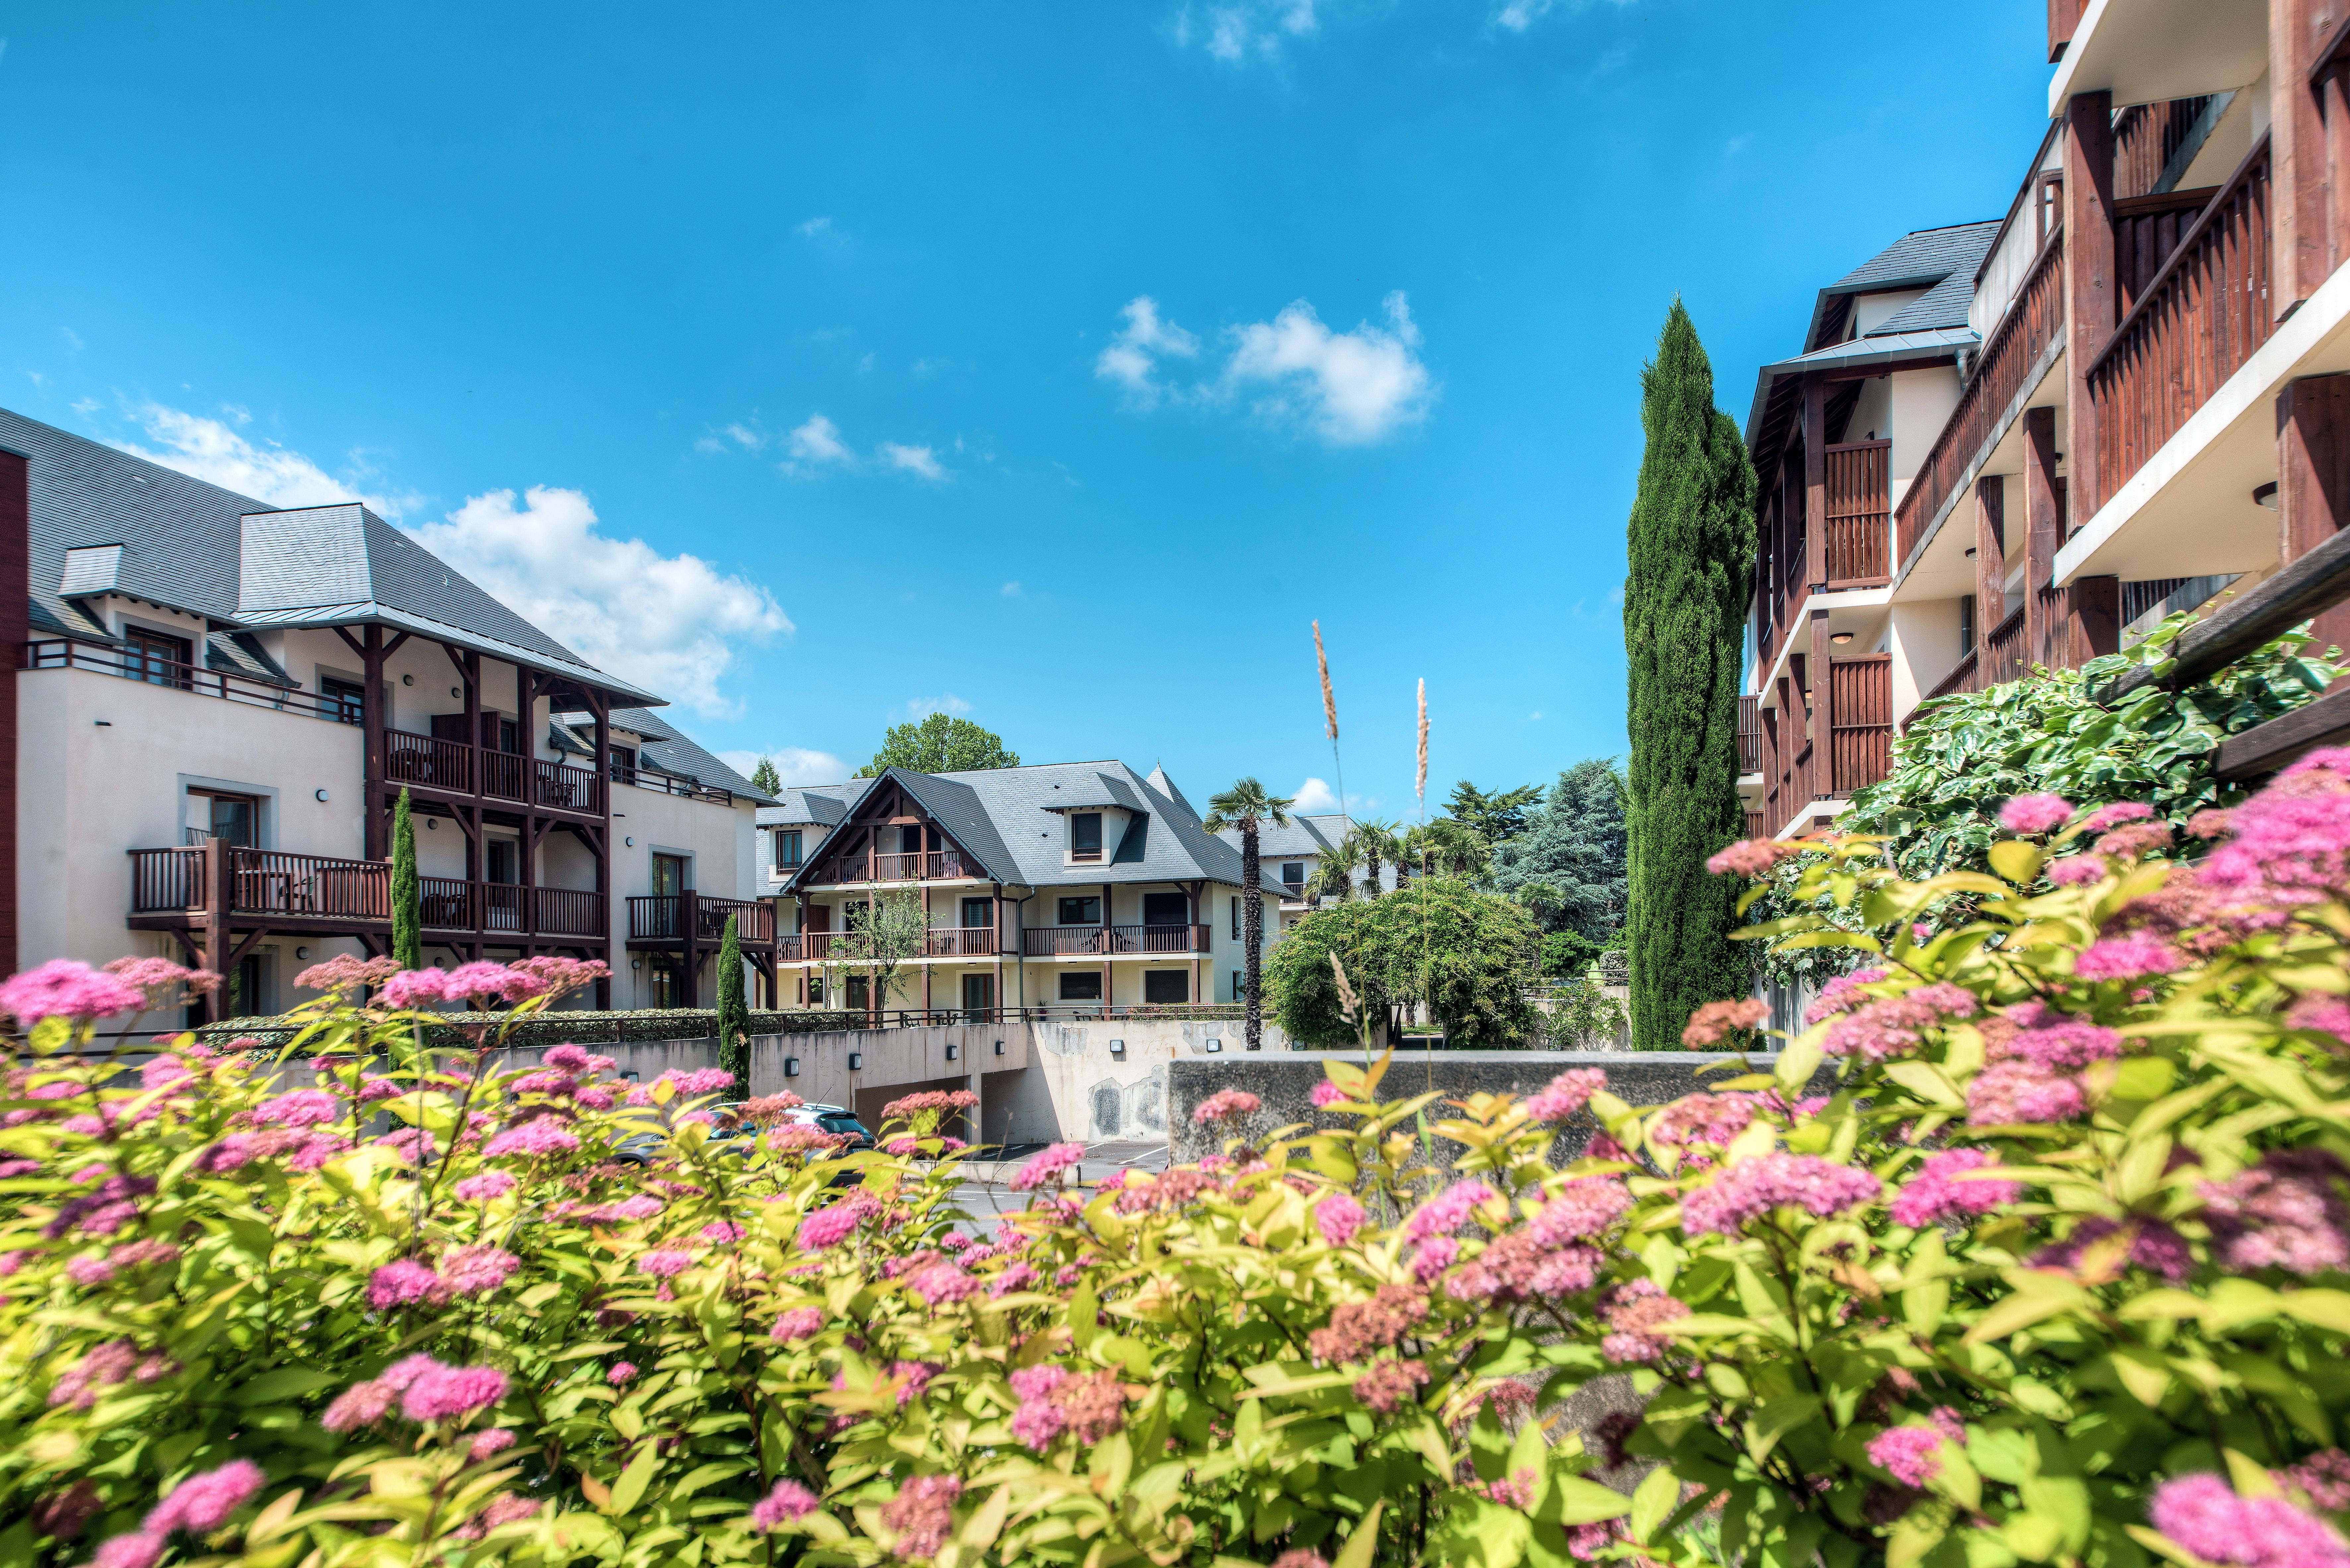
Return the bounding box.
[1306,834,1363,904]
[1414,817,1491,880]
[1203,778,1295,1052]
[1350,819,1403,897]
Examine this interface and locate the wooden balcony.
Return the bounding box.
[1738,694,1761,774]
[611,763,734,807]
[1828,655,1894,795]
[1021,924,1211,957]
[385,727,607,817]
[1823,440,1891,585]
[2085,134,2274,520]
[626,892,776,947]
[808,849,981,885]
[128,844,607,942]
[1916,606,2031,716]
[1895,234,2067,568]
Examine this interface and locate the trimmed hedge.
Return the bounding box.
[195,1007,863,1050]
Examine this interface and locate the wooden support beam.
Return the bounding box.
[2023,407,2064,670]
[1974,475,2006,662]
[2064,89,2116,518]
[2277,0,2337,314]
[1810,609,1834,796]
[2219,684,2350,777]
[2280,374,2350,680]
[1803,375,1827,591]
[0,448,25,978]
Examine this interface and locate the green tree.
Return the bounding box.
[1201,778,1293,1051]
[837,888,929,1020]
[857,713,1019,777]
[1265,877,1540,1048]
[1402,817,1490,881]
[1622,299,1755,1051]
[391,788,421,971]
[716,913,750,1087]
[1347,818,1401,898]
[1442,781,1541,847]
[1305,833,1363,904]
[1490,758,1629,942]
[748,757,781,795]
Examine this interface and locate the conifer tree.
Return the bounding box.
[392,789,422,971]
[716,914,750,1088]
[1623,301,1756,1050]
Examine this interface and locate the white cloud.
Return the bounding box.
[1529,710,1545,721]
[1001,581,1023,597]
[407,486,791,719]
[1096,296,1200,406]
[1223,291,1433,444]
[1495,0,1635,30]
[107,400,424,518]
[905,694,973,719]
[787,414,853,468]
[1176,0,1318,64]
[60,326,82,352]
[1291,777,1373,815]
[796,215,836,238]
[879,442,947,480]
[718,746,850,787]
[1609,583,1626,607]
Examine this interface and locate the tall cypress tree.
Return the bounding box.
[391,788,422,971]
[716,913,750,1088]
[1623,301,1757,1051]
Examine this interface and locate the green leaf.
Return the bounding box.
[1548,1477,1634,1526]
[1333,1500,1386,1568]
[1628,1466,1679,1544]
[2280,1290,2350,1335]
[608,1446,659,1517]
[1988,841,2043,885]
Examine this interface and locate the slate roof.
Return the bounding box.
[1825,220,2004,297]
[756,782,868,829]
[779,762,1291,894]
[0,407,659,705]
[548,707,775,804]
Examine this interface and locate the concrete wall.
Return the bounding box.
[1166,1050,1834,1166]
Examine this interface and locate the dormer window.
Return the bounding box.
[1070,812,1103,862]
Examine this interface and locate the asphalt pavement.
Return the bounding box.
[946,1138,1170,1229]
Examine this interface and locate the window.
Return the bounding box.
[223,954,265,1018]
[1231,897,1240,940]
[961,898,993,928]
[1282,862,1303,889]
[774,830,803,868]
[124,628,192,689]
[1070,813,1103,862]
[321,676,365,726]
[1144,971,1189,1004]
[1058,895,1100,926]
[609,746,638,780]
[649,959,681,1010]
[652,854,688,897]
[846,975,870,1011]
[899,825,925,854]
[1233,971,1245,1002]
[806,976,823,1005]
[962,974,994,1021]
[1058,971,1102,1002]
[204,793,258,847]
[1143,891,1188,929]
[1959,595,1977,658]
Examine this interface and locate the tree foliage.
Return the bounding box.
[1444,781,1543,847]
[391,788,421,971]
[831,889,929,1015]
[1202,778,1294,1051]
[858,712,1020,777]
[1492,759,1629,942]
[748,757,782,796]
[716,912,750,1085]
[1267,876,1541,1048]
[1622,300,1754,1051]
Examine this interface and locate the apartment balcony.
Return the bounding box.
[806,849,982,885]
[1738,694,1761,775]
[1021,924,1212,957]
[127,844,606,940]
[1917,606,2032,712]
[626,892,776,947]
[779,927,1003,961]
[29,638,360,720]
[1755,440,1893,673]
[384,729,608,817]
[1752,655,1893,837]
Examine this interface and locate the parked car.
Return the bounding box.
[705,1102,874,1156]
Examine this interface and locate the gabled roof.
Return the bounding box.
[1823,220,2004,300]
[756,782,868,829]
[780,761,1274,893]
[1,407,659,706]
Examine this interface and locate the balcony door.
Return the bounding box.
[962,974,992,1023]
[485,840,522,931]
[187,789,259,848]
[653,854,688,897]
[1142,891,1188,930]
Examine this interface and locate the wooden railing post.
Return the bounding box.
[1975,474,2007,664]
[2275,0,2335,315]
[679,889,701,1007]
[2024,407,2064,670]
[1803,375,1828,593]
[2064,89,2117,523]
[2279,374,2350,681]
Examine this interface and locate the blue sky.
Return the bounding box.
[1,1,2050,817]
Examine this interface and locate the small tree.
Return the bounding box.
[843,888,928,1020]
[857,713,1019,777]
[748,757,781,795]
[1202,779,1294,1051]
[1266,877,1541,1048]
[715,913,750,1086]
[1491,758,1629,941]
[391,788,421,971]
[1441,780,1541,846]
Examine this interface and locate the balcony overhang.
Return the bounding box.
[2049,0,2267,119]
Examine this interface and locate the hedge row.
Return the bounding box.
[195,1008,864,1050]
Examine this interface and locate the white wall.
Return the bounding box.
[1887,599,1967,720]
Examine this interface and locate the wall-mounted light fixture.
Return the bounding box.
[315,788,330,802]
[1204,1038,1223,1054]
[848,1052,862,1070]
[450,687,461,698]
[625,836,635,847]
[784,1056,801,1078]
[401,674,413,686]
[295,946,309,960]
[426,818,436,830]
[994,1040,1005,1056]
[1830,632,1854,646]
[1964,547,1978,558]
[2255,482,2280,510]
[93,720,111,727]
[1108,1039,1125,1058]
[945,1043,959,1061]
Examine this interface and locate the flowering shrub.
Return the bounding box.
[16,751,2350,1567]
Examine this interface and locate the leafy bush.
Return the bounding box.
[1267,876,1542,1049]
[196,1007,865,1050]
[17,746,2350,1568]
[1535,977,1628,1050]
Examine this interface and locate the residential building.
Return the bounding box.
[766,761,1285,1017]
[1742,4,2350,837]
[1209,813,1398,929]
[0,408,775,1018]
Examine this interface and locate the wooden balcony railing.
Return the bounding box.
[811,850,979,884]
[385,729,605,816]
[1923,649,1978,704]
[1020,924,1211,957]
[1823,440,1891,584]
[2114,96,2216,201]
[388,730,472,793]
[923,927,999,957]
[1829,655,1894,795]
[1743,810,1766,840]
[29,639,359,721]
[2086,133,2274,518]
[1737,694,1761,774]
[1918,607,2032,722]
[1895,232,2066,567]
[611,763,734,806]
[416,880,605,937]
[627,893,776,944]
[2116,184,2224,316]
[130,844,608,938]
[129,848,205,913]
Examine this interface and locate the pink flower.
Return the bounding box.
[439,1245,520,1296]
[1890,1149,2020,1228]
[321,1378,397,1432]
[1404,1179,1494,1244]
[2202,1151,2350,1277]
[1822,985,1977,1063]
[2008,1017,2122,1070]
[1524,1068,1607,1122]
[0,960,146,1024]
[2078,802,2157,835]
[798,1206,863,1251]
[2032,1216,2194,1283]
[66,1255,116,1285]
[296,954,402,994]
[380,968,454,1008]
[1706,838,1797,877]
[1868,1425,1947,1487]
[252,1089,340,1128]
[2048,854,2109,886]
[661,1067,735,1096]
[772,1306,824,1341]
[1193,1088,1261,1126]
[1009,1363,1070,1448]
[90,1535,164,1568]
[1310,1080,1348,1108]
[2149,1472,2350,1568]
[368,1259,447,1310]
[454,1171,516,1202]
[1681,1154,1881,1237]
[608,1362,638,1385]
[1010,1142,1086,1191]
[147,1458,266,1536]
[879,1474,962,1560]
[1353,1357,1429,1414]
[989,1261,1039,1296]
[440,962,546,1004]
[1682,997,1767,1048]
[467,1428,515,1462]
[2073,935,2183,982]
[750,1479,820,1531]
[1410,1235,1460,1282]
[542,1044,593,1071]
[637,1250,694,1278]
[1967,1060,2086,1125]
[1806,968,1892,1023]
[482,1118,579,1158]
[401,1362,509,1423]
[1597,1278,1689,1362]
[2000,794,2075,834]
[356,1077,408,1103]
[2290,995,2350,1044]
[1316,1192,1367,1246]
